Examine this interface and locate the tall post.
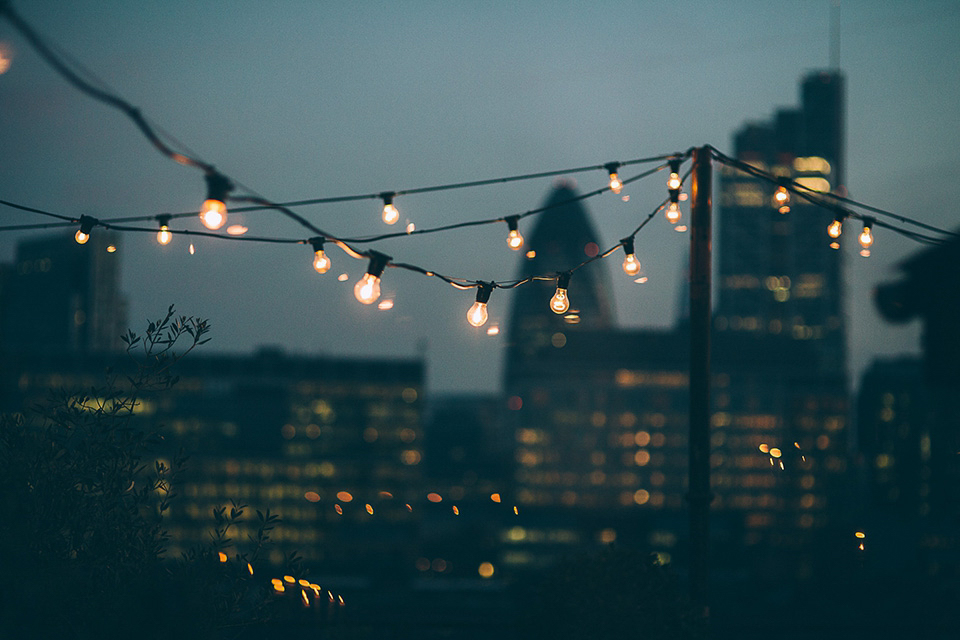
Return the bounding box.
[688,146,713,619]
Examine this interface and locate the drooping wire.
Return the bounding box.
[707,146,955,241]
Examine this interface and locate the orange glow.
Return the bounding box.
[365,504,374,515]
[74,230,90,245]
[634,489,650,505]
[337,273,349,281]
[859,225,874,249]
[478,562,495,578]
[665,202,681,224]
[378,299,394,311]
[334,504,343,515]
[507,229,524,250]
[525,250,536,259]
[313,250,331,274]
[622,253,641,276]
[405,503,413,512]
[674,224,688,232]
[337,491,354,502]
[283,575,295,584]
[855,531,866,539]
[188,243,195,255]
[490,493,501,503]
[273,583,285,593]
[427,492,443,503]
[106,245,117,253]
[0,42,12,74]
[226,225,248,235]
[634,450,651,466]
[550,288,570,314]
[513,506,519,515]
[301,589,310,606]
[406,222,415,233]
[157,226,172,245]
[354,274,381,304]
[467,301,489,327]
[758,443,770,453]
[452,505,460,515]
[859,543,864,551]
[379,491,394,499]
[609,172,623,194]
[773,186,790,206]
[486,325,500,335]
[338,595,345,606]
[667,172,682,191]
[305,491,320,502]
[827,219,842,238]
[298,579,311,587]
[218,552,227,563]
[247,563,254,575]
[200,199,227,230]
[382,203,399,225]
[770,448,782,458]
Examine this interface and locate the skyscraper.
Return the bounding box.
[0,231,128,354]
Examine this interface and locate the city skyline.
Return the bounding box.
[1,1,958,394]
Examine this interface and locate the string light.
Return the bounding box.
[200,172,232,231]
[666,188,682,225]
[773,180,790,214]
[667,158,682,191]
[354,251,390,305]
[827,213,844,249]
[621,237,641,276]
[505,215,524,250]
[550,272,572,314]
[156,214,172,245]
[467,282,494,328]
[380,192,399,225]
[605,162,623,194]
[859,217,875,257]
[74,215,96,244]
[310,237,331,274]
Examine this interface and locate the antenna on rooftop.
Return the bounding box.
[829,1,841,69]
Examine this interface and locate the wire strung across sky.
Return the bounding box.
[1,1,955,316]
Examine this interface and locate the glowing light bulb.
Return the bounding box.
[859,220,874,249]
[666,158,682,191]
[156,215,173,245]
[467,301,488,327]
[467,283,494,327]
[200,171,232,230]
[74,215,96,245]
[665,202,681,225]
[381,193,399,225]
[773,185,790,207]
[621,237,640,276]
[604,162,622,194]
[200,199,226,230]
[550,273,572,314]
[354,274,380,304]
[313,250,331,273]
[827,217,843,239]
[309,237,331,273]
[609,172,622,194]
[354,251,390,305]
[505,216,524,250]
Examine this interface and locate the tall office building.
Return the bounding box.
[0,231,128,354]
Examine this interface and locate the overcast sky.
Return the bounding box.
[1,0,958,395]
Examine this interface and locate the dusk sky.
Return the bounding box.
[1,0,958,394]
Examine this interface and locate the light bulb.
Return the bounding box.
[667,172,681,191]
[382,203,399,225]
[354,273,381,304]
[505,216,524,250]
[157,226,172,245]
[665,202,682,225]
[313,250,331,274]
[354,251,390,305]
[827,218,843,239]
[621,237,640,276]
[467,282,494,327]
[773,185,790,206]
[550,273,572,314]
[859,222,874,249]
[609,172,622,194]
[200,171,233,230]
[467,301,488,327]
[622,253,640,276]
[74,215,95,245]
[200,199,226,230]
[550,289,570,314]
